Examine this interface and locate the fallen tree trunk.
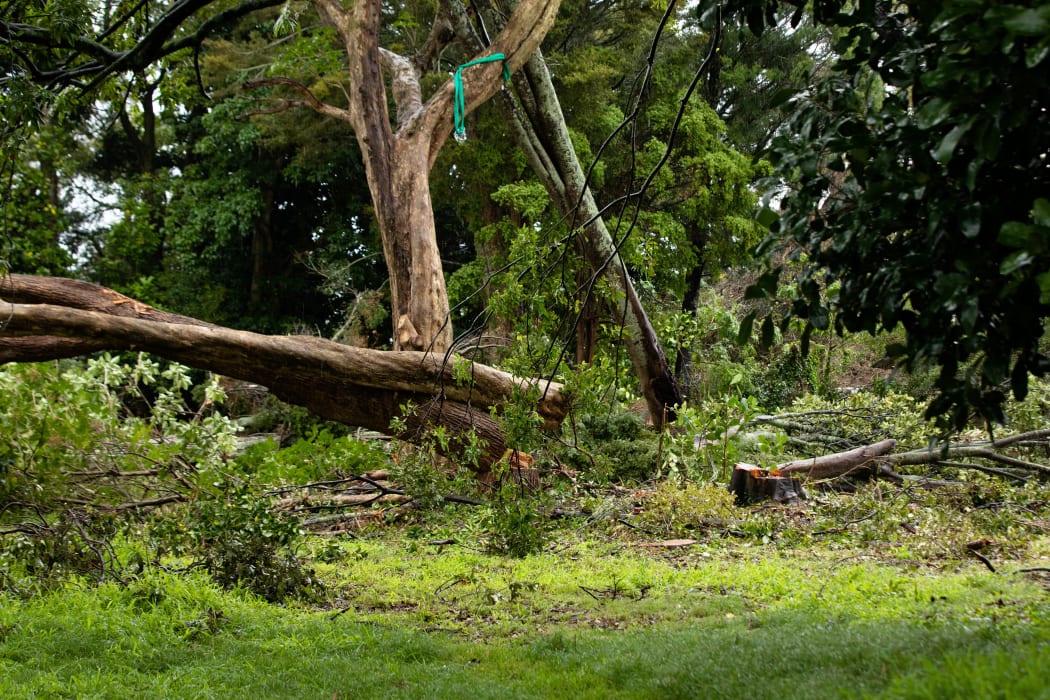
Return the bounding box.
[0,274,568,468]
[732,428,1050,503]
[776,439,898,480]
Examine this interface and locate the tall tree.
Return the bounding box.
[1,0,560,352]
[718,0,1050,428]
[0,0,566,464]
[453,0,687,425]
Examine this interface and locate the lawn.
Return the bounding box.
[2,534,1048,699]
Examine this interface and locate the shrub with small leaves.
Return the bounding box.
[635,480,737,537]
[181,483,320,603]
[482,484,551,558]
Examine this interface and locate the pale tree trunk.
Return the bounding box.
[451,7,683,427]
[258,0,563,354]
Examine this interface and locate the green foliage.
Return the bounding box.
[174,483,320,603]
[482,484,552,558]
[2,531,1050,698]
[388,410,486,512]
[723,0,1050,429]
[635,480,737,537]
[788,389,938,451]
[661,395,769,481]
[231,428,387,485]
[753,346,830,410]
[0,158,75,275]
[0,511,123,592]
[658,286,760,401]
[562,410,660,483]
[0,356,237,509]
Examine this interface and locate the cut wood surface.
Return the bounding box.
[729,464,805,505]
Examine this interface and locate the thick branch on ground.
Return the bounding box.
[0,275,568,468]
[775,439,898,480]
[760,428,1050,485]
[886,432,1050,477]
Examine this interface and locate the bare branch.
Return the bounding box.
[777,439,897,480]
[242,76,352,122]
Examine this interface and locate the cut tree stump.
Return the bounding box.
[729,464,805,506]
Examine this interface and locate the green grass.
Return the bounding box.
[2,539,1049,699]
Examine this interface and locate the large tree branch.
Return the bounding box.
[451,5,682,426]
[379,48,424,129]
[0,276,568,467]
[417,0,562,166]
[776,439,898,480]
[414,0,457,74]
[312,0,395,182]
[0,22,121,62]
[2,0,285,89]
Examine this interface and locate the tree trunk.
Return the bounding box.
[0,275,568,469]
[775,439,898,480]
[307,0,561,354]
[250,182,275,312]
[502,53,682,427]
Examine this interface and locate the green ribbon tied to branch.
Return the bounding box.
[453,53,510,143]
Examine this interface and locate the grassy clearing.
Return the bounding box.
[2,533,1048,699]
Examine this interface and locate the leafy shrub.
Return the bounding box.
[0,510,123,591]
[635,480,737,537]
[0,356,238,510]
[560,410,660,483]
[231,428,390,485]
[787,389,936,449]
[176,483,320,603]
[482,484,551,557]
[753,346,828,410]
[660,396,768,481]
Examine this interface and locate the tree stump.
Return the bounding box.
[729,463,805,506]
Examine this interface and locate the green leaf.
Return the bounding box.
[972,118,1001,161]
[737,311,756,345]
[1037,271,1050,303]
[760,315,775,349]
[960,203,981,239]
[1011,358,1030,401]
[1033,199,1050,227]
[756,207,779,229]
[809,305,829,331]
[1026,39,1050,68]
[916,98,952,130]
[933,123,970,165]
[745,269,780,299]
[1000,250,1034,275]
[885,343,907,358]
[1002,7,1050,36]
[998,221,1031,248]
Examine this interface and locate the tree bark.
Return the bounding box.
[304,0,561,353]
[775,439,897,480]
[0,275,567,468]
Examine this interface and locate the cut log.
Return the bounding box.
[729,464,805,506]
[776,439,897,480]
